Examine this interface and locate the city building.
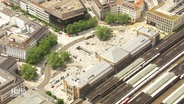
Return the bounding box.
[91,0,110,20]
[0,8,48,59]
[20,0,50,23]
[63,61,113,100]
[146,0,184,33]
[91,0,144,21]
[98,46,131,69]
[19,0,87,29]
[137,26,160,46]
[8,90,56,104]
[110,0,144,22]
[7,0,21,6]
[45,0,87,29]
[0,55,17,72]
[121,35,151,57]
[0,68,25,104]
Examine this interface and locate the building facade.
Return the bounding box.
[0,65,25,104]
[91,0,110,20]
[63,61,114,100]
[91,0,144,21]
[110,0,144,22]
[146,1,184,33]
[20,0,50,23]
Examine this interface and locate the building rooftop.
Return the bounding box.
[0,68,15,91]
[0,7,16,17]
[121,35,151,56]
[110,0,144,10]
[137,27,159,38]
[65,61,113,88]
[99,46,130,64]
[0,55,17,71]
[6,21,46,49]
[8,90,56,104]
[44,0,86,20]
[148,0,184,21]
[0,8,48,50]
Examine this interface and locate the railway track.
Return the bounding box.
[86,28,184,104]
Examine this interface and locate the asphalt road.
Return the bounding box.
[36,36,86,89]
[37,64,51,89]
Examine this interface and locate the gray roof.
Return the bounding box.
[0,56,17,71]
[144,72,175,96]
[0,68,15,91]
[99,46,130,64]
[162,84,184,104]
[0,8,16,17]
[138,27,159,38]
[65,61,113,88]
[121,35,151,56]
[126,64,157,86]
[8,90,56,104]
[114,58,144,79]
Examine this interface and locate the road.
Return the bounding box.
[37,64,51,89]
[36,34,86,89]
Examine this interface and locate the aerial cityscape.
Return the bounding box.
[0,0,183,103]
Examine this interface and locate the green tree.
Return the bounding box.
[66,18,97,34]
[60,51,70,62]
[51,95,57,99]
[57,99,64,104]
[26,33,57,65]
[95,26,111,41]
[105,12,115,24]
[46,91,52,96]
[104,13,131,24]
[48,52,64,69]
[21,64,37,81]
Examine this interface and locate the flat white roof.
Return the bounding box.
[65,61,113,88]
[8,90,55,104]
[100,46,130,64]
[138,27,158,38]
[121,35,151,56]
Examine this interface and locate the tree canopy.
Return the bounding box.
[95,26,111,41]
[57,99,64,104]
[60,51,70,62]
[21,64,37,81]
[105,13,131,24]
[48,52,64,69]
[26,33,57,65]
[48,51,70,69]
[66,18,98,34]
